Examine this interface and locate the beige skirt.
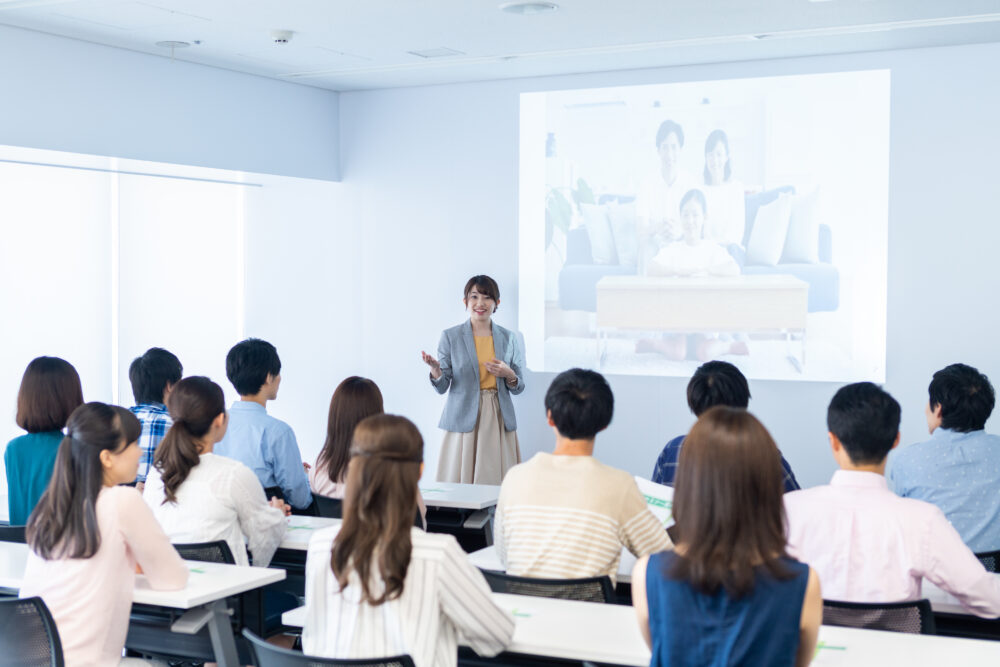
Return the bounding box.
[437,389,521,485]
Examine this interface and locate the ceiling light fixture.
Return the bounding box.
[499,2,558,16]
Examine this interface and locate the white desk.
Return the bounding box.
[468,545,636,584]
[0,491,8,524]
[282,593,1000,666]
[279,515,341,552]
[0,541,284,667]
[419,483,499,510]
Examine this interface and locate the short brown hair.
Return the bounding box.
[463,275,500,311]
[670,406,791,597]
[16,357,84,433]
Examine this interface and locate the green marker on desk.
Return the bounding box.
[814,640,847,656]
[287,525,316,531]
[509,608,532,618]
[189,567,205,574]
[420,488,447,494]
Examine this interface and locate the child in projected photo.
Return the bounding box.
[638,189,748,361]
[648,189,738,278]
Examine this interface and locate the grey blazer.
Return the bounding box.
[430,320,526,433]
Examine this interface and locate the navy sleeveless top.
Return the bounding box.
[646,551,809,667]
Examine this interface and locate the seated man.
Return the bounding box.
[888,363,1000,553]
[215,338,312,509]
[785,382,1000,616]
[651,361,799,491]
[494,368,671,583]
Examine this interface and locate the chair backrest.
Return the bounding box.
[173,540,236,564]
[822,598,936,635]
[242,628,415,667]
[313,495,343,519]
[0,596,65,666]
[976,550,1000,573]
[0,524,27,543]
[480,570,615,604]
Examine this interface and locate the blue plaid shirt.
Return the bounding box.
[130,402,172,484]
[652,434,801,492]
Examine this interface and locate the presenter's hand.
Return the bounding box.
[485,358,516,383]
[421,351,442,379]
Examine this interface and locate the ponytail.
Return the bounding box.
[154,419,202,504]
[153,376,226,504]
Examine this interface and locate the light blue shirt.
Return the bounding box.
[215,401,312,509]
[888,427,1000,553]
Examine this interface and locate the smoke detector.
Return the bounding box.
[271,29,294,44]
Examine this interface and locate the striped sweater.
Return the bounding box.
[495,452,672,584]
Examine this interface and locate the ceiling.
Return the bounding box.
[2,0,1000,91]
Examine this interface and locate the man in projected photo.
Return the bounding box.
[635,119,696,275]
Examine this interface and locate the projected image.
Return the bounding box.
[518,70,890,382]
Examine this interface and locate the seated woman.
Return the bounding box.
[309,376,426,526]
[143,376,288,567]
[632,407,822,667]
[302,414,513,667]
[22,403,188,666]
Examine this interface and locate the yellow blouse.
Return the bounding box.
[474,335,498,390]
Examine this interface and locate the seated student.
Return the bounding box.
[651,361,800,492]
[5,356,83,525]
[143,376,288,567]
[632,407,822,667]
[21,403,188,666]
[308,376,384,498]
[308,376,428,526]
[888,363,1000,553]
[494,368,672,583]
[785,382,1000,616]
[303,414,513,666]
[128,347,182,491]
[215,338,312,509]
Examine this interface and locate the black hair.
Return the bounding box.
[226,338,282,396]
[687,361,750,417]
[827,382,901,465]
[156,377,226,503]
[680,189,707,215]
[544,368,614,440]
[27,403,141,560]
[655,119,684,150]
[928,363,995,433]
[128,347,182,405]
[703,129,733,184]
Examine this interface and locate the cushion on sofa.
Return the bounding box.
[781,188,821,264]
[746,193,792,266]
[579,203,618,265]
[606,201,638,268]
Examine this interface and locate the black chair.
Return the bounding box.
[976,550,1000,573]
[0,596,64,666]
[0,524,27,543]
[480,570,615,604]
[174,540,237,564]
[243,628,416,667]
[822,599,936,634]
[313,494,343,519]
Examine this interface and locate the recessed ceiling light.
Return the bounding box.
[499,2,559,15]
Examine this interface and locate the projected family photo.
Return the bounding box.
[518,70,890,382]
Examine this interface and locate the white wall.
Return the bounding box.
[0,25,339,181]
[334,41,1000,488]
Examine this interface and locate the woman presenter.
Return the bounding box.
[421,275,525,484]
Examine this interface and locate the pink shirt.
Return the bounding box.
[308,461,345,499]
[21,485,189,666]
[784,470,1000,618]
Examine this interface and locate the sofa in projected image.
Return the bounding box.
[557,187,839,314]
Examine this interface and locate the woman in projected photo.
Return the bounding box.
[641,190,748,361]
[420,275,525,484]
[702,129,748,247]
